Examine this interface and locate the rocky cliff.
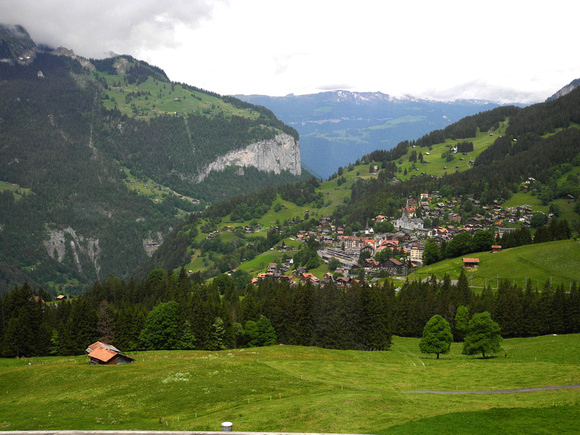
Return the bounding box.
[195,133,301,183]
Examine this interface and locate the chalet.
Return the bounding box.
[56,294,68,300]
[364,258,380,269]
[86,342,134,365]
[379,258,407,275]
[299,273,319,284]
[491,245,502,253]
[322,272,334,284]
[402,206,416,218]
[448,213,462,223]
[462,258,479,269]
[360,244,375,256]
[335,276,352,287]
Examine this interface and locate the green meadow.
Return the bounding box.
[0,180,31,200]
[408,239,580,289]
[395,121,508,181]
[1,334,578,433]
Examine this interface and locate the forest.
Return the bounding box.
[1,265,579,358]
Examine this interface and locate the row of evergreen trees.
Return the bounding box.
[1,267,578,358]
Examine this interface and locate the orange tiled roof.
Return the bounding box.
[88,347,117,363]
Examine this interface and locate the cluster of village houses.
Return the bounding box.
[250,193,537,286]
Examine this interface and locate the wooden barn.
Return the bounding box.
[463,258,480,269]
[86,341,134,365]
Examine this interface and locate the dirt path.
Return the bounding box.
[402,384,580,394]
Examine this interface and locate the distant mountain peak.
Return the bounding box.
[0,24,37,60]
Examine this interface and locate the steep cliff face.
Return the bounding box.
[44,227,102,279]
[195,133,301,183]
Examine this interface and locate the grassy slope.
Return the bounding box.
[98,73,261,121]
[408,239,580,289]
[0,334,578,433]
[395,121,508,181]
[0,180,31,200]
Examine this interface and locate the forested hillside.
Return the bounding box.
[0,26,304,294]
[334,88,580,228]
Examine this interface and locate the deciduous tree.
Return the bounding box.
[462,311,502,358]
[419,315,453,359]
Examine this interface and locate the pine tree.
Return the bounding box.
[359,284,391,350]
[453,305,470,341]
[292,283,314,346]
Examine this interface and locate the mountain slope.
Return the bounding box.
[546,78,580,102]
[0,25,304,294]
[237,91,503,178]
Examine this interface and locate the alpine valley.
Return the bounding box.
[1,24,580,300]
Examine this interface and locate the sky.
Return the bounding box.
[2,0,579,103]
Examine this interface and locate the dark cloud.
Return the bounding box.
[0,0,224,58]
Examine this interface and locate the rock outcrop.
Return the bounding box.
[195,133,301,183]
[44,227,101,278]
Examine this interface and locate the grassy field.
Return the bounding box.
[0,180,31,200]
[394,121,508,181]
[1,334,578,433]
[98,72,262,121]
[408,239,580,289]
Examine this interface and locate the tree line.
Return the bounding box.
[1,267,578,358]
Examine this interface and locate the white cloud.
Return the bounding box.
[1,0,579,102]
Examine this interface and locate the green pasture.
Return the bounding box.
[1,334,578,433]
[409,239,580,289]
[98,72,260,121]
[0,180,31,200]
[395,121,508,181]
[501,191,547,212]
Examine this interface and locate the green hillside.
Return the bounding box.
[394,120,508,180]
[409,239,580,289]
[1,335,578,433]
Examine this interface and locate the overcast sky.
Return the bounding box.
[2,0,579,103]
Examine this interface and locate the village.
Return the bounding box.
[249,192,540,287]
